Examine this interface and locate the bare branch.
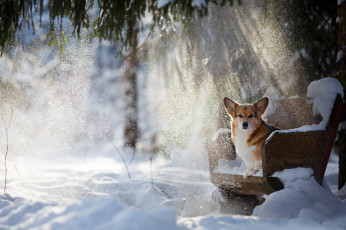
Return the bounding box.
[108,138,132,179]
[1,102,14,195]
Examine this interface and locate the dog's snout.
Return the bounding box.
[242,121,248,128]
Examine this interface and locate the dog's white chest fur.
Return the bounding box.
[233,129,256,171]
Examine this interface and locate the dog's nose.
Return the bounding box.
[242,121,248,128]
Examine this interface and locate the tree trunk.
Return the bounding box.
[337,1,346,190]
[124,25,139,148]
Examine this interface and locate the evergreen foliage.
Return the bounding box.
[0,0,236,54]
[263,0,337,80]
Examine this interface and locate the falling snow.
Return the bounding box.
[0,1,345,229]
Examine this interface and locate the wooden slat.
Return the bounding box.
[208,133,234,172]
[262,130,327,178]
[210,173,283,196]
[316,94,345,183]
[208,104,236,172]
[266,97,322,130]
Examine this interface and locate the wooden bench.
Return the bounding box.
[208,94,345,196]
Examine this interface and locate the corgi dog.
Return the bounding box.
[223,97,278,178]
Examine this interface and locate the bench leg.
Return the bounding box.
[212,189,259,215]
[338,129,346,190]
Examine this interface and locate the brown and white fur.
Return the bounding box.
[223,97,278,178]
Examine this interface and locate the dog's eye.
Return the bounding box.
[248,114,254,118]
[237,114,243,118]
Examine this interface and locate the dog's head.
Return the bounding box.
[223,97,269,131]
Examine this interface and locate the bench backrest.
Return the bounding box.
[262,94,345,184]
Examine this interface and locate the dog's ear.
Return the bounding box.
[255,97,269,115]
[223,97,238,118]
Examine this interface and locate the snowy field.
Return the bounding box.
[0,149,345,230]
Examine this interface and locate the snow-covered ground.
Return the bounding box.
[0,151,215,229]
[0,148,345,229]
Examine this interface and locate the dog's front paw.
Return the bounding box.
[243,169,255,179]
